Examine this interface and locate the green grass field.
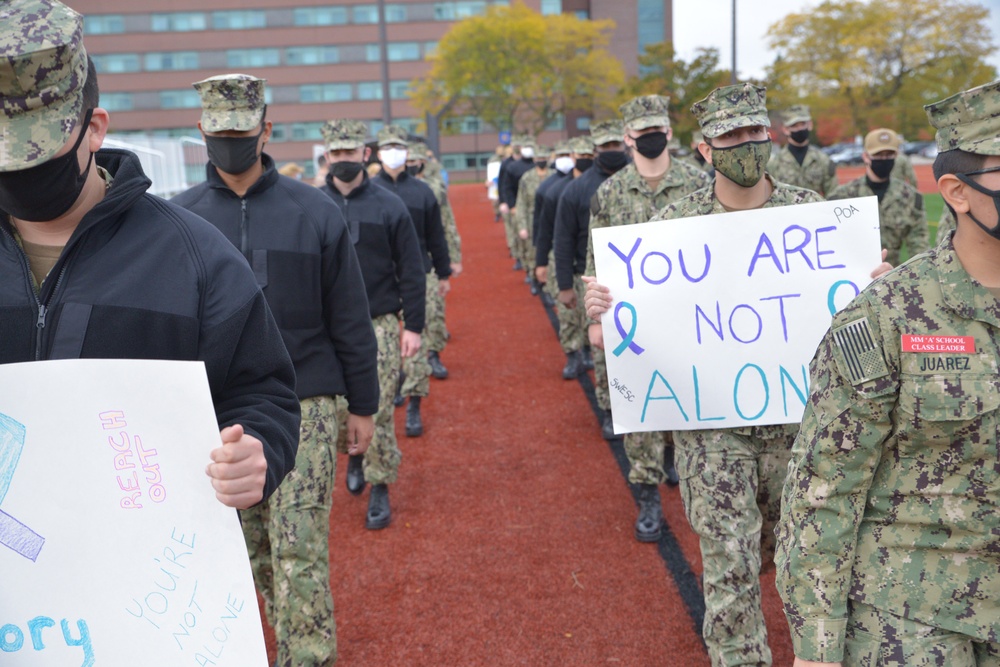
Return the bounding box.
[925,192,943,246]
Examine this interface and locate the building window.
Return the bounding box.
[83,14,125,35]
[434,2,491,20]
[99,93,134,112]
[91,53,141,74]
[293,7,348,26]
[442,116,484,134]
[227,48,281,68]
[387,43,420,62]
[300,83,353,103]
[546,115,565,131]
[424,41,439,56]
[353,5,379,23]
[286,46,340,66]
[441,152,491,170]
[576,117,591,130]
[389,81,412,99]
[385,4,408,22]
[144,52,200,72]
[540,0,562,15]
[637,0,665,52]
[357,82,384,101]
[574,10,589,19]
[160,90,203,109]
[212,11,267,30]
[366,45,381,63]
[151,12,208,32]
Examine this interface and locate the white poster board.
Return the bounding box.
[592,196,882,434]
[0,359,267,666]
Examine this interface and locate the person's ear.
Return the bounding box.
[938,174,971,215]
[86,108,111,153]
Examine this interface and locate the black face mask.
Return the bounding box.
[406,163,425,177]
[596,150,629,174]
[205,126,264,176]
[574,157,594,172]
[534,160,548,169]
[0,109,94,222]
[330,161,365,182]
[633,131,668,159]
[957,170,1000,240]
[789,128,810,144]
[869,158,895,180]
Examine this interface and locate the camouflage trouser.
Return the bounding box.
[402,272,439,397]
[513,234,532,273]
[241,395,339,667]
[624,430,671,485]
[845,600,1000,667]
[593,346,609,411]
[336,313,402,484]
[541,251,559,301]
[673,426,794,667]
[503,210,516,253]
[425,273,447,354]
[556,274,587,353]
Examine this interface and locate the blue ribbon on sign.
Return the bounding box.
[612,301,645,357]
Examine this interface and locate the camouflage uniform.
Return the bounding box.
[515,160,548,279]
[776,78,1000,667]
[587,118,710,481]
[649,83,824,667]
[938,205,957,239]
[243,396,339,667]
[768,106,838,197]
[828,177,928,266]
[892,149,918,187]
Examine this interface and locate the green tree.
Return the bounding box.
[411,2,624,136]
[766,0,996,141]
[620,42,731,144]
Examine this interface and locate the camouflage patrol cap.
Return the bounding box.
[0,0,89,171]
[781,104,811,126]
[619,95,671,131]
[322,119,368,151]
[377,124,409,147]
[408,141,429,159]
[534,144,552,158]
[863,128,899,155]
[570,136,595,155]
[553,140,572,156]
[691,83,770,139]
[925,80,1000,155]
[193,73,266,133]
[590,119,623,146]
[511,134,531,147]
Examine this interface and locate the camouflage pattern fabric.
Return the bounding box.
[585,159,710,276]
[780,105,811,126]
[691,83,770,139]
[624,431,670,485]
[336,313,402,484]
[674,424,791,667]
[0,0,88,171]
[322,119,367,151]
[193,73,265,132]
[241,394,339,667]
[711,140,771,187]
[544,250,559,301]
[937,205,957,239]
[891,150,918,188]
[655,177,821,667]
[620,95,670,131]
[767,144,838,197]
[828,175,929,265]
[515,166,547,275]
[556,274,588,353]
[925,79,1000,155]
[418,170,458,353]
[590,119,624,145]
[377,124,408,147]
[593,346,610,411]
[843,600,1000,666]
[401,271,438,397]
[776,236,1000,662]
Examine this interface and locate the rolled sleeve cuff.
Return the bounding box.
[788,614,847,663]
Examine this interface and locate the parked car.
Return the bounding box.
[902,140,934,155]
[830,145,865,165]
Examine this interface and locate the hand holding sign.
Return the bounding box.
[208,424,268,509]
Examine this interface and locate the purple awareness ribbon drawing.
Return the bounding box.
[0,413,45,561]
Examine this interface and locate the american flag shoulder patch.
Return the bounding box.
[832,317,890,385]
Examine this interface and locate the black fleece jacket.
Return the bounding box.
[0,149,300,502]
[554,165,614,289]
[320,173,426,332]
[374,170,451,279]
[534,171,575,268]
[172,155,379,414]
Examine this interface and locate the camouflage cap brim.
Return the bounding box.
[325,138,366,151]
[0,0,88,171]
[702,111,770,139]
[627,114,671,131]
[200,108,265,133]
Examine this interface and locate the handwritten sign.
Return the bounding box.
[592,196,882,433]
[0,359,267,666]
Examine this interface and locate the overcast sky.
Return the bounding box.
[672,0,1000,80]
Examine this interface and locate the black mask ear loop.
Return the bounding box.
[956,173,1000,239]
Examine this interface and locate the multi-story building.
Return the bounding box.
[75,0,671,180]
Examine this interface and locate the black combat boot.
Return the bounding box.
[540,290,555,307]
[393,370,406,407]
[513,258,523,271]
[582,346,594,370]
[428,351,448,379]
[405,395,423,437]
[601,409,615,440]
[346,454,366,495]
[529,276,540,296]
[634,484,663,542]
[664,444,680,486]
[562,350,584,380]
[366,484,391,530]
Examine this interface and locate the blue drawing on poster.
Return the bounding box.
[0,413,45,561]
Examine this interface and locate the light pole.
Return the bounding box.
[377,0,391,126]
